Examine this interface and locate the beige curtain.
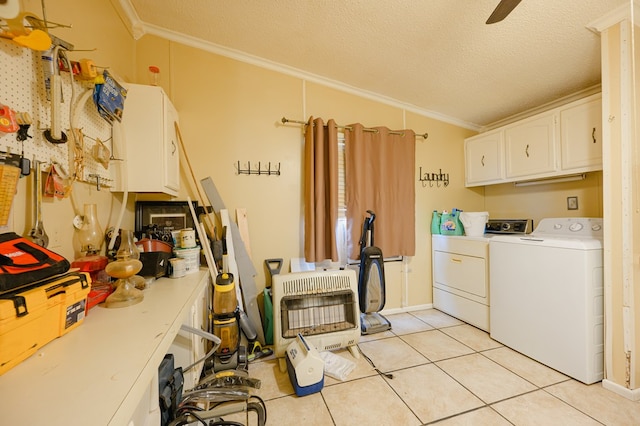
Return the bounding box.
[345,123,416,259]
[304,117,339,262]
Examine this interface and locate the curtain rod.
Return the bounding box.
[281,117,428,139]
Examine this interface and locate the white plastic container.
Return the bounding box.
[459,212,489,237]
[169,258,186,278]
[173,246,200,274]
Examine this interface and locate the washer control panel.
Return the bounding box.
[534,217,603,239]
[485,219,533,234]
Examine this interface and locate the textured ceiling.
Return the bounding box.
[118,0,628,129]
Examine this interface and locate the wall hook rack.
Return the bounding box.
[419,167,449,188]
[236,161,281,176]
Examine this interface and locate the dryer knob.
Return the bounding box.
[554,224,562,230]
[592,224,602,231]
[569,223,583,232]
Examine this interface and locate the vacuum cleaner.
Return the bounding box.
[357,210,391,334]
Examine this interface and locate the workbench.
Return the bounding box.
[0,270,209,426]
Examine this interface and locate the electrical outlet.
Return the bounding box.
[567,196,578,210]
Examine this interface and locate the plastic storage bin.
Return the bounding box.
[0,272,91,375]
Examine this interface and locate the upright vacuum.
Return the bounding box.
[358,210,391,334]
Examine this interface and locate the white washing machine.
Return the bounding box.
[489,217,604,384]
[432,219,533,332]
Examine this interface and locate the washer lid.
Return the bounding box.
[489,234,602,250]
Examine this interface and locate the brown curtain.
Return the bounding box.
[304,117,339,262]
[345,123,415,259]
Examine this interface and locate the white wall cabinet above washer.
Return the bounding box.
[464,129,504,186]
[560,95,603,171]
[112,84,180,196]
[464,93,602,187]
[504,112,559,179]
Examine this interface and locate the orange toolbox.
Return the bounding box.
[0,271,91,375]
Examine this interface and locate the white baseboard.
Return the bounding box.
[602,379,640,401]
[381,303,433,315]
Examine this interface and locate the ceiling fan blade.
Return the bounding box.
[486,0,522,24]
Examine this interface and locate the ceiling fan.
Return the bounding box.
[486,0,522,24]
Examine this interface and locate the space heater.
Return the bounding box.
[272,269,361,371]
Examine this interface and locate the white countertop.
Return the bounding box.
[0,270,209,426]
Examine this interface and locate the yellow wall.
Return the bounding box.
[485,172,603,225]
[2,1,611,316]
[132,35,484,308]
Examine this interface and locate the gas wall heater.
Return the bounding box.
[272,269,361,371]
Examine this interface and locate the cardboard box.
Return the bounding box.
[0,272,91,375]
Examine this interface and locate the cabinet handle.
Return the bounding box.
[592,127,596,144]
[481,155,485,167]
[451,258,462,263]
[525,144,530,158]
[172,140,177,155]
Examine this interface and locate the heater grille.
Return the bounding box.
[272,270,361,359]
[280,290,357,338]
[281,274,355,295]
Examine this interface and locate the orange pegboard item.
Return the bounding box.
[0,165,20,227]
[0,105,19,133]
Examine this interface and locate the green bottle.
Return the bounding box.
[431,211,441,234]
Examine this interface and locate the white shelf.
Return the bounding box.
[0,270,209,426]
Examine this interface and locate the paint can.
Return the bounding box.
[174,246,200,274]
[169,257,186,278]
[179,228,196,248]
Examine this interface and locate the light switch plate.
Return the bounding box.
[567,196,578,210]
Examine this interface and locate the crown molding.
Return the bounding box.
[587,0,640,33]
[112,1,481,131]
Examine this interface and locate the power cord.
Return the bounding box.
[358,345,394,379]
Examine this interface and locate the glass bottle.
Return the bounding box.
[78,204,103,255]
[104,230,144,308]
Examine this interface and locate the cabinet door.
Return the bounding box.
[560,95,602,171]
[465,129,504,186]
[163,100,180,192]
[505,113,558,178]
[111,84,179,196]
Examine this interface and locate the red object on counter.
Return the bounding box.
[135,238,173,253]
[71,255,113,312]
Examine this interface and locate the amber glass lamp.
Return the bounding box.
[104,230,144,308]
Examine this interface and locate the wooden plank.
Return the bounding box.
[236,208,252,260]
[200,177,265,345]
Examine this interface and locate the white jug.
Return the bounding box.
[459,212,489,237]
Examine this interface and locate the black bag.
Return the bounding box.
[159,353,184,426]
[0,232,70,294]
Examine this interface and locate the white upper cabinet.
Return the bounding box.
[464,93,602,187]
[112,84,180,196]
[560,94,602,171]
[465,129,504,186]
[504,112,559,179]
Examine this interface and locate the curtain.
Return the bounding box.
[345,123,415,259]
[303,117,339,262]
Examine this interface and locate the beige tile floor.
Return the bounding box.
[241,309,640,425]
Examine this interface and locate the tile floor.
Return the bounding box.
[241,309,640,425]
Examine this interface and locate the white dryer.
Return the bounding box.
[489,217,604,384]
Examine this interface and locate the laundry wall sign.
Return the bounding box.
[418,167,449,188]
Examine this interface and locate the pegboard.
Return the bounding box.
[0,37,113,188]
